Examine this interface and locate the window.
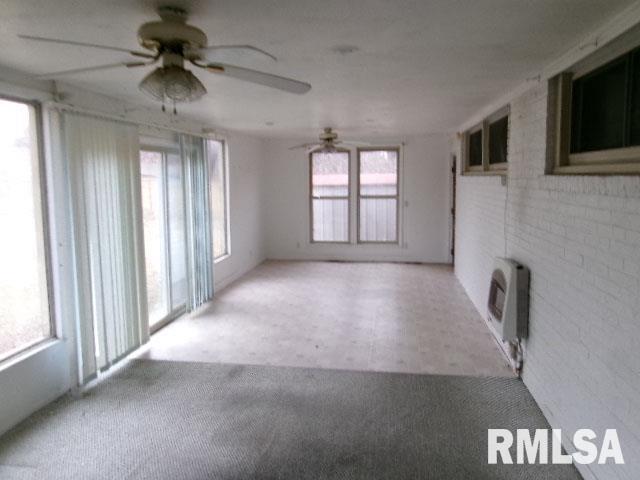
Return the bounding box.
[357,148,399,243]
[207,140,229,259]
[0,98,52,361]
[489,115,509,165]
[468,128,483,168]
[463,107,509,174]
[553,44,640,174]
[310,150,350,242]
[140,148,187,328]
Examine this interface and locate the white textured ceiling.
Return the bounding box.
[0,0,634,138]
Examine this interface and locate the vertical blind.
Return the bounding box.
[62,112,148,382]
[181,134,214,311]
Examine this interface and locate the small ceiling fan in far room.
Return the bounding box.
[289,127,370,153]
[18,6,312,113]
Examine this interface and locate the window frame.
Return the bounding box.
[308,147,352,244]
[0,95,56,363]
[463,106,510,175]
[356,146,401,245]
[207,139,230,261]
[552,51,640,175]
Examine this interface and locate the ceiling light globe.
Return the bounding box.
[139,66,207,103]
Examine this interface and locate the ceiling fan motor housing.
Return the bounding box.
[319,127,338,141]
[138,6,207,55]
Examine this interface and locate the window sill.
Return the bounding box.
[0,337,62,373]
[310,241,351,245]
[214,254,230,264]
[357,241,400,245]
[462,170,507,177]
[552,163,640,175]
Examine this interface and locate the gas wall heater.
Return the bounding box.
[487,258,529,342]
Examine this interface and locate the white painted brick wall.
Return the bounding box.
[454,82,640,480]
[454,175,506,315]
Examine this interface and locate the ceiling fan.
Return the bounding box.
[19,6,311,112]
[289,128,370,153]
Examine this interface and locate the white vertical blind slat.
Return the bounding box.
[181,135,214,311]
[63,113,147,382]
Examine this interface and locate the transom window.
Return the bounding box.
[309,150,350,243]
[357,148,399,243]
[0,98,53,361]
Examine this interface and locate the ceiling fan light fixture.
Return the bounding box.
[139,65,207,103]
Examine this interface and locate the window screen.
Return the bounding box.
[358,149,399,243]
[310,151,349,242]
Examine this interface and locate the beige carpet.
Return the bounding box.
[0,360,580,480]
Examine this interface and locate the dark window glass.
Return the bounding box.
[630,51,640,145]
[571,57,628,153]
[468,130,483,166]
[489,116,508,164]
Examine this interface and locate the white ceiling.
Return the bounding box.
[0,0,635,138]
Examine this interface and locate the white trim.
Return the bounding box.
[214,253,231,264]
[0,338,62,373]
[46,101,218,140]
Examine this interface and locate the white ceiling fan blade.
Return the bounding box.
[34,62,143,79]
[18,34,156,59]
[289,143,321,150]
[341,140,372,147]
[200,45,277,62]
[207,63,311,94]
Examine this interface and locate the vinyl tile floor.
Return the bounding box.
[136,261,513,377]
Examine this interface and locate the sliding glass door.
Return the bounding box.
[166,152,187,310]
[140,149,187,329]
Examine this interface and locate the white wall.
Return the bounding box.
[454,174,507,312]
[263,135,452,263]
[454,83,640,480]
[214,133,267,291]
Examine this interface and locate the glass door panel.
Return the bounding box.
[140,151,169,326]
[166,152,187,310]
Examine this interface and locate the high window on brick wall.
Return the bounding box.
[552,43,640,174]
[463,106,509,175]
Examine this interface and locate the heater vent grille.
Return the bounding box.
[487,258,529,342]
